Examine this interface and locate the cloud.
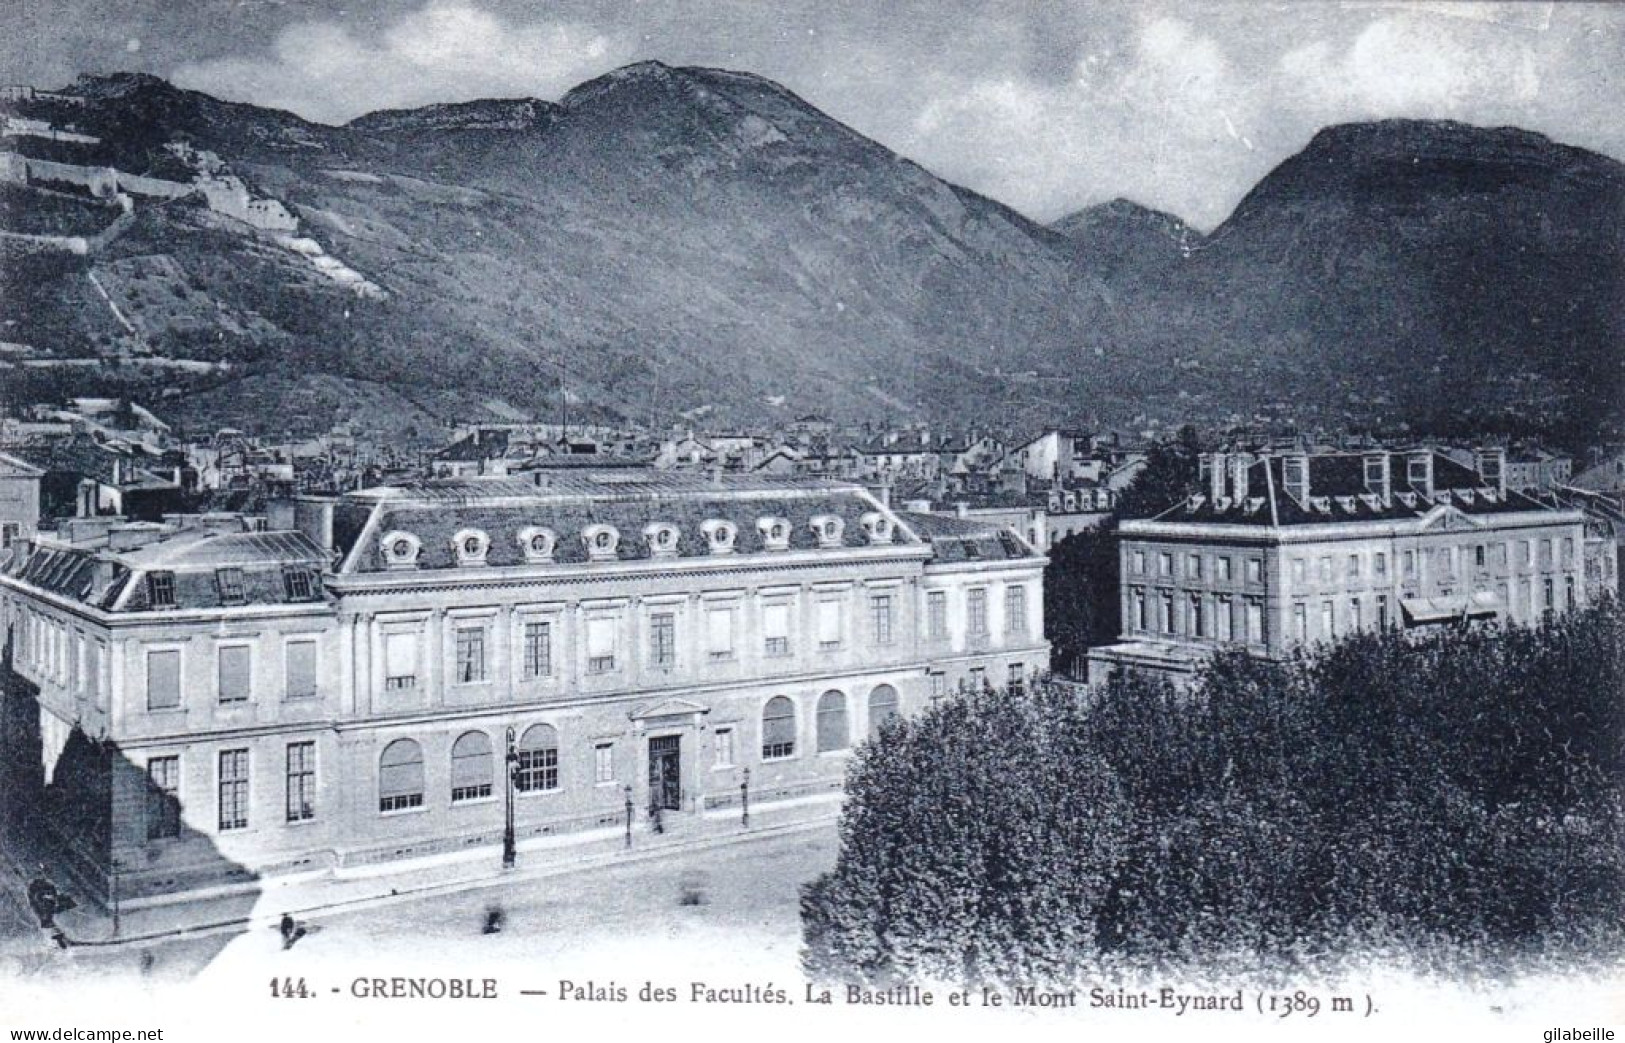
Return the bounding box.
[174,1,631,124]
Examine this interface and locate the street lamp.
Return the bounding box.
[623,784,633,849]
[740,767,750,828]
[502,726,517,869]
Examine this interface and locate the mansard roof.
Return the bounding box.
[895,511,1040,562]
[336,471,921,574]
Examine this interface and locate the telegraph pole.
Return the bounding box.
[502,726,517,869]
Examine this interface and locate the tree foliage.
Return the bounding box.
[803,602,1625,984]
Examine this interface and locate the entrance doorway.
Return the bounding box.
[648,735,682,811]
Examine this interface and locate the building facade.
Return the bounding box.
[1,471,1047,906]
[1087,448,1590,685]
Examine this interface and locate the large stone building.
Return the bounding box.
[1087,447,1590,685]
[0,471,1047,907]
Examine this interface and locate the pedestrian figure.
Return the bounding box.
[278,913,294,947]
[482,906,504,934]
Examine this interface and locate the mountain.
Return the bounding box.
[0,64,1110,437]
[1,71,1621,448]
[1147,120,1625,445]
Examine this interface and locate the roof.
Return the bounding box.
[895,511,1039,562]
[338,471,921,574]
[434,430,511,462]
[1159,450,1558,528]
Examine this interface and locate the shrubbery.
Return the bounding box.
[802,601,1625,985]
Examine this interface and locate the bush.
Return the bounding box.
[802,601,1625,984]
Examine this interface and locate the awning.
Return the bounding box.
[1401,592,1503,626]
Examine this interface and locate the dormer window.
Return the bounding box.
[146,571,176,608]
[381,531,421,570]
[701,519,738,554]
[215,567,246,605]
[582,524,620,562]
[809,514,845,548]
[516,526,556,564]
[282,567,320,601]
[452,528,490,567]
[644,522,681,558]
[858,511,894,545]
[757,516,791,552]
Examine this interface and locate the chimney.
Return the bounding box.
[1475,447,1507,496]
[1281,452,1310,506]
[955,501,970,519]
[292,496,336,557]
[1206,452,1227,502]
[1363,452,1391,501]
[1229,453,1251,502]
[877,482,892,508]
[1406,451,1434,497]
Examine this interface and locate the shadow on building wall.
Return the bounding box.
[1,627,260,976]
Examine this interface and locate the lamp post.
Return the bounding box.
[623,784,633,849]
[502,726,517,870]
[740,767,750,828]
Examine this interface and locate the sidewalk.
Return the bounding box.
[32,794,842,952]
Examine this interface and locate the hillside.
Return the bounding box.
[1,71,1621,447]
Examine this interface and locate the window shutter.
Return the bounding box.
[218,645,251,701]
[816,600,841,644]
[147,650,181,709]
[384,632,417,678]
[451,733,492,790]
[285,640,318,699]
[708,607,734,654]
[763,603,789,639]
[763,698,796,745]
[586,617,616,659]
[379,741,423,799]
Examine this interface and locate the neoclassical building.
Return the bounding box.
[0,471,1047,905]
[1087,447,1590,684]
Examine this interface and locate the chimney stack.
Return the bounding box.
[1229,453,1251,502]
[1475,447,1507,496]
[1206,452,1227,502]
[1406,451,1434,497]
[1281,451,1310,506]
[1363,452,1391,502]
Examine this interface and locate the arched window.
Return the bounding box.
[450,731,493,803]
[816,690,849,752]
[379,739,424,812]
[867,684,900,741]
[515,724,559,793]
[762,696,796,760]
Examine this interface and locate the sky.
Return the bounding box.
[3,1,1622,228]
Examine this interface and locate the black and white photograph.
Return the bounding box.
[0,2,1620,1040]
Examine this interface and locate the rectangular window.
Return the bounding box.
[284,640,318,700]
[384,631,418,690]
[1187,553,1202,580]
[1321,599,1336,638]
[1566,575,1576,608]
[1132,550,1146,574]
[1215,596,1233,642]
[1319,556,1333,582]
[1293,602,1308,643]
[215,567,246,605]
[967,588,988,636]
[522,621,551,679]
[218,748,248,832]
[0,522,17,549]
[146,649,181,710]
[1217,557,1232,582]
[1404,550,1416,576]
[1475,545,1486,569]
[586,617,616,673]
[1008,663,1025,693]
[146,756,180,840]
[147,571,176,608]
[1005,586,1028,636]
[594,742,615,784]
[1348,554,1361,578]
[453,627,486,683]
[869,594,894,645]
[1132,588,1147,632]
[217,644,251,704]
[1377,594,1390,629]
[1247,558,1263,584]
[285,741,315,823]
[1522,540,1534,567]
[762,603,791,657]
[282,567,319,602]
[1562,537,1575,565]
[1494,543,1509,568]
[1375,552,1387,577]
[816,599,842,649]
[713,728,735,769]
[1291,558,1307,583]
[707,607,736,661]
[1543,577,1555,613]
[1540,540,1553,568]
[649,612,676,667]
[969,666,986,690]
[1158,552,1172,577]
[926,591,947,639]
[1189,595,1204,638]
[1245,599,1264,643]
[929,672,947,700]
